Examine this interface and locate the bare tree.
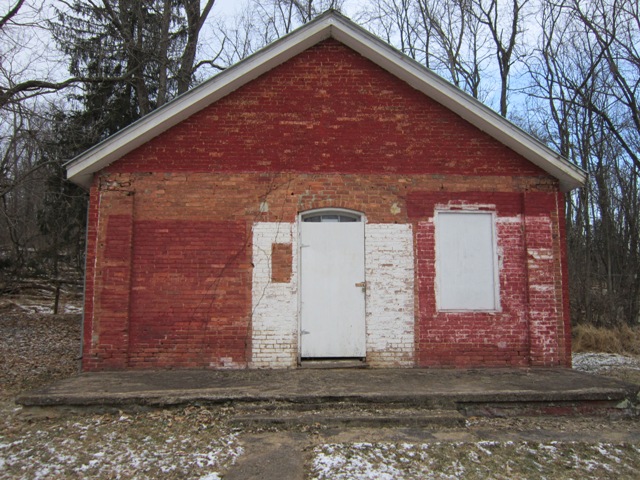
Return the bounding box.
[176,0,218,95]
[251,0,345,43]
[568,0,640,171]
[0,1,79,108]
[1,1,65,276]
[1,0,224,290]
[361,0,419,58]
[361,0,502,103]
[524,0,640,326]
[414,0,489,100]
[566,0,640,325]
[209,0,346,67]
[471,0,530,117]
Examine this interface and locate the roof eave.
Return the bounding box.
[66,10,587,193]
[329,17,587,192]
[66,15,338,189]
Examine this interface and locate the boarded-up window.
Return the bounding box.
[436,212,499,311]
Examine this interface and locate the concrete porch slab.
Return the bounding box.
[16,368,640,416]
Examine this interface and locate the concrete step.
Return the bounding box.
[229,406,465,429]
[299,359,368,369]
[16,368,639,420]
[232,400,435,412]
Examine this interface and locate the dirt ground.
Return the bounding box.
[0,312,81,399]
[2,310,640,479]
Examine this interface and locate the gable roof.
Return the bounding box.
[65,10,586,192]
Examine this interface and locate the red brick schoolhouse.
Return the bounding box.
[66,11,586,371]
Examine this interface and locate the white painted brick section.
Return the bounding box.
[252,221,415,368]
[365,224,415,366]
[251,222,298,368]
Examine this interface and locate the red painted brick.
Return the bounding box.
[271,243,293,283]
[81,40,571,371]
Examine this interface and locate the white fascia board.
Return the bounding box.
[67,11,586,192]
[329,17,586,192]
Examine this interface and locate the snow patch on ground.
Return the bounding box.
[310,353,640,480]
[0,409,243,480]
[310,441,640,479]
[199,473,223,480]
[572,353,640,372]
[13,302,83,315]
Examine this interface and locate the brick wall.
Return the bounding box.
[365,224,415,367]
[251,222,298,368]
[412,192,568,367]
[104,40,545,179]
[250,221,415,368]
[82,39,570,370]
[127,220,250,368]
[85,191,134,370]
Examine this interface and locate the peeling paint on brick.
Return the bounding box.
[365,224,415,367]
[251,222,298,368]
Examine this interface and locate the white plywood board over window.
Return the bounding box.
[436,212,499,311]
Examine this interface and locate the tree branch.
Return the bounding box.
[0,69,140,109]
[0,0,25,30]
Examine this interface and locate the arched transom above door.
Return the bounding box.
[301,209,363,223]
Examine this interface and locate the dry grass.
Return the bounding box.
[573,323,640,354]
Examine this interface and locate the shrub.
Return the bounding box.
[573,324,640,354]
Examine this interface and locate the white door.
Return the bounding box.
[300,212,366,358]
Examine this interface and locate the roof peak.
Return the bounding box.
[66,11,585,191]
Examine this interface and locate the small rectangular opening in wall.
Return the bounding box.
[271,243,292,283]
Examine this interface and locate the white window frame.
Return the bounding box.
[435,210,500,312]
[301,208,363,223]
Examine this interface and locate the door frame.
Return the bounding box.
[297,208,367,364]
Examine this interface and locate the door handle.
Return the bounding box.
[355,281,366,291]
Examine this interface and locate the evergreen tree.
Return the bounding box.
[50,0,217,138]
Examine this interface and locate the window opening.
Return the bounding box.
[435,211,499,311]
[302,212,361,223]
